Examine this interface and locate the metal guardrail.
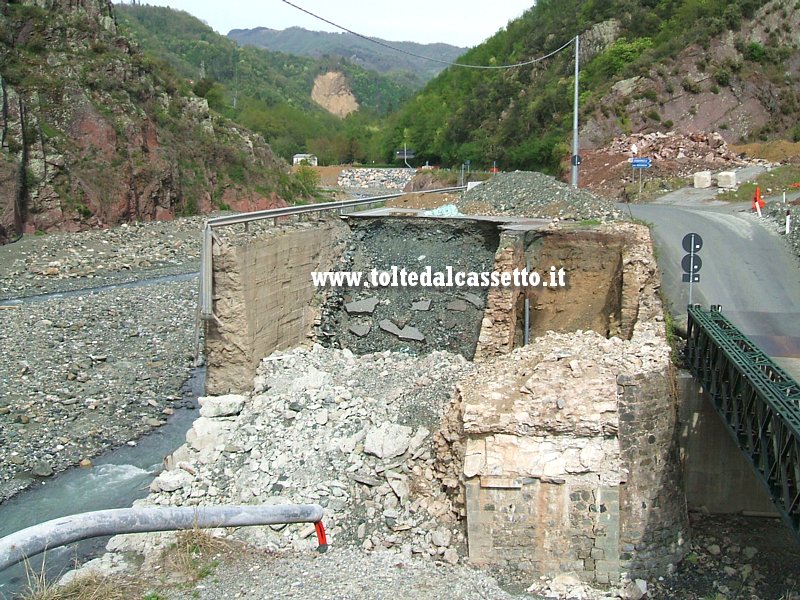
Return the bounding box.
[198,186,467,319]
[0,503,327,572]
[686,305,800,540]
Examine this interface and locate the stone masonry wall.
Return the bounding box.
[474,232,524,359]
[475,223,653,360]
[618,366,688,577]
[458,225,688,584]
[205,218,349,394]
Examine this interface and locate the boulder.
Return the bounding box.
[717,171,737,189]
[199,394,246,418]
[364,423,413,459]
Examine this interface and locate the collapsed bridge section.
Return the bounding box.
[198,212,688,583]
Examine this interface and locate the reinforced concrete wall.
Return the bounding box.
[205,219,348,394]
[677,372,776,515]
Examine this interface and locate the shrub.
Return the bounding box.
[714,68,731,87]
[744,42,766,62]
[682,77,701,94]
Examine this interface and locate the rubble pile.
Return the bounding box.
[766,201,800,259]
[607,131,768,167]
[114,346,474,564]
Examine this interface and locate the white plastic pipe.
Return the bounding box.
[0,503,324,572]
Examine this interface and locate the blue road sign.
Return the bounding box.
[631,158,652,168]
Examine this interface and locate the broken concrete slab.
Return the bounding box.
[411,299,432,311]
[446,299,468,312]
[461,292,485,309]
[379,319,403,337]
[344,297,380,315]
[349,322,372,337]
[379,319,425,342]
[398,326,425,342]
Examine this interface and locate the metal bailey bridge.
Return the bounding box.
[686,305,800,540]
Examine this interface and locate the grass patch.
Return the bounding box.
[161,528,232,584]
[622,176,691,202]
[19,569,139,600]
[716,165,800,202]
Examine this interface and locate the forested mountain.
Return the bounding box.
[385,0,800,173]
[115,4,415,163]
[0,0,315,243]
[227,26,466,88]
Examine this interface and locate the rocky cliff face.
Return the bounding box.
[0,0,291,244]
[582,0,800,148]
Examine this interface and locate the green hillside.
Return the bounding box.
[384,0,795,173]
[228,26,466,88]
[0,0,325,242]
[116,4,414,163]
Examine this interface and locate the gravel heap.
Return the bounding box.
[456,171,623,221]
[337,168,416,190]
[0,218,203,299]
[0,280,198,502]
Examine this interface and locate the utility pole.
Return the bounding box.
[571,35,580,188]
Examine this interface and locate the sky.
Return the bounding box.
[135,0,535,47]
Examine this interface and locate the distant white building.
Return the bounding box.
[293,153,318,166]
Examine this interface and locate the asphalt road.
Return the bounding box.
[628,187,800,380]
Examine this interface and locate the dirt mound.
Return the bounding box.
[403,171,457,192]
[385,192,460,210]
[579,131,774,199]
[303,165,343,187]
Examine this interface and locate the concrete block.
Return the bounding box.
[717,171,736,188]
[693,171,712,189]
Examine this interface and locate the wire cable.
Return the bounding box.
[279,0,574,70]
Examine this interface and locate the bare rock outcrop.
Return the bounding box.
[311,71,359,118]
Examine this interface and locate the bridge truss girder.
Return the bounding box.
[686,305,800,541]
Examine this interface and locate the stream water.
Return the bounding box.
[0,368,204,598]
[0,271,199,307]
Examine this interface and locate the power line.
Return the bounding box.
[279,0,574,70]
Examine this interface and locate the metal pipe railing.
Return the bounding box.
[199,186,466,319]
[0,503,326,572]
[203,187,466,229]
